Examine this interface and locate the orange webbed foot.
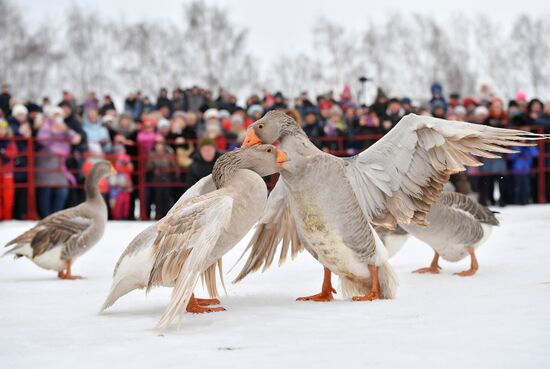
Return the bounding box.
[296,288,336,302]
[412,266,441,274]
[186,304,226,314]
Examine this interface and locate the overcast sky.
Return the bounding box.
[19,0,549,71]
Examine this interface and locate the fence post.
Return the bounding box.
[138,144,147,220]
[537,133,546,203]
[25,138,39,220]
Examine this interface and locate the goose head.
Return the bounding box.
[212,144,288,188]
[243,111,301,147]
[85,160,116,197]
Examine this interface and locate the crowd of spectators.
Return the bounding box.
[1,81,549,221]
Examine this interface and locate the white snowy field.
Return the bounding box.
[1,205,549,369]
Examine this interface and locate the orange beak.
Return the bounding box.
[276,149,288,169]
[243,127,262,148]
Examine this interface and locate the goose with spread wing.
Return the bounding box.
[100,145,287,331]
[234,111,545,302]
[3,160,113,279]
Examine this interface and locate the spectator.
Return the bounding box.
[247,104,264,122]
[109,152,134,220]
[8,104,32,219]
[0,119,17,219]
[302,109,324,148]
[0,84,11,117]
[83,108,112,153]
[35,107,81,218]
[269,91,288,111]
[156,87,172,112]
[383,98,404,126]
[430,82,447,112]
[474,106,507,206]
[338,85,355,111]
[509,144,539,205]
[323,105,347,152]
[226,113,247,150]
[146,137,179,219]
[186,138,221,189]
[124,92,144,121]
[172,88,186,112]
[182,112,199,139]
[99,95,116,115]
[449,93,461,109]
[157,118,171,140]
[186,86,205,112]
[137,117,159,152]
[400,97,413,114]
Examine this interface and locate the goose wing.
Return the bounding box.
[149,191,233,331]
[233,178,303,283]
[344,113,544,229]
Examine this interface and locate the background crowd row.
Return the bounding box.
[0,82,549,221]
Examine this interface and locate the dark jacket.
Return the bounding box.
[186,150,221,189]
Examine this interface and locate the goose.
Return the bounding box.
[3,160,113,279]
[234,111,546,302]
[100,145,287,331]
[401,192,499,276]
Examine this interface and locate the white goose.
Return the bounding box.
[234,111,546,302]
[403,192,499,276]
[3,160,113,279]
[100,145,287,331]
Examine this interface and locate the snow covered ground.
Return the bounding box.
[1,205,549,369]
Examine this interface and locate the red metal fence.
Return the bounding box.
[1,126,547,221]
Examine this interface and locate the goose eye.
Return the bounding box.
[258,124,264,129]
[267,148,272,153]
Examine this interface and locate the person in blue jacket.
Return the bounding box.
[509,145,539,205]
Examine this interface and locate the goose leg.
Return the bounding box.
[352,264,380,301]
[186,294,225,313]
[412,251,441,274]
[454,248,479,277]
[59,260,83,280]
[296,267,336,302]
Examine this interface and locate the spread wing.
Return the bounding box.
[5,210,92,258]
[345,113,545,229]
[150,192,233,331]
[233,178,303,283]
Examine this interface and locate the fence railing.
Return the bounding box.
[0,126,547,220]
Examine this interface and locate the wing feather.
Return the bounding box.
[345,113,546,229]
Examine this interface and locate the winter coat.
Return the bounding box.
[509,146,539,174]
[124,98,144,121]
[83,116,111,152]
[35,119,78,187]
[136,131,159,152]
[185,150,220,188]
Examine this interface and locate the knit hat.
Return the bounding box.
[12,104,28,117]
[431,82,443,94]
[199,137,216,149]
[474,106,489,116]
[247,104,264,117]
[454,105,467,116]
[218,109,231,120]
[157,118,170,130]
[204,108,219,121]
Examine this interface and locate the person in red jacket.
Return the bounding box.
[0,119,17,219]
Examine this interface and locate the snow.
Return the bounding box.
[1,205,549,369]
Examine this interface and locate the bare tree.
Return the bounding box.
[182,0,258,94]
